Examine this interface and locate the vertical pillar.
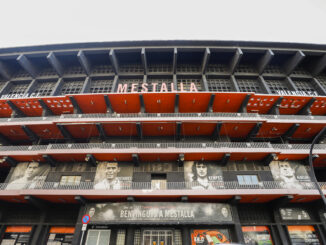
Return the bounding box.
[125,226,135,245]
[273,208,289,245]
[72,205,86,245]
[30,210,47,245]
[182,226,190,245]
[231,204,245,244]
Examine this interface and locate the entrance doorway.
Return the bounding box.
[142,230,173,245]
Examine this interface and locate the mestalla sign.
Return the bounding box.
[85,202,233,224]
[117,82,199,93]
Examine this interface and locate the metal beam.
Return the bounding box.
[176,122,182,141]
[17,54,38,78]
[178,153,184,167]
[282,123,300,141]
[201,75,209,91]
[201,47,211,74]
[127,196,135,202]
[0,133,10,146]
[258,76,272,94]
[284,50,305,75]
[69,96,83,114]
[238,94,251,113]
[207,93,215,112]
[132,153,139,167]
[141,48,148,74]
[181,196,188,202]
[229,48,243,74]
[109,49,119,74]
[77,50,91,75]
[313,78,326,96]
[57,124,73,141]
[95,123,107,141]
[0,60,11,80]
[136,122,142,140]
[268,97,283,115]
[297,97,316,115]
[24,195,47,210]
[38,99,53,116]
[173,48,177,74]
[304,154,318,166]
[246,122,263,141]
[75,195,87,205]
[263,153,276,166]
[228,195,241,205]
[42,154,56,167]
[270,195,293,207]
[220,153,230,167]
[212,122,222,140]
[6,100,25,117]
[21,125,39,144]
[312,54,326,76]
[257,49,274,74]
[103,95,113,113]
[47,52,64,77]
[85,154,97,167]
[139,94,145,113]
[174,93,179,113]
[3,156,17,167]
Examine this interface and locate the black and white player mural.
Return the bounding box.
[6,161,51,190]
[94,162,133,190]
[269,161,311,189]
[85,202,233,223]
[184,161,224,190]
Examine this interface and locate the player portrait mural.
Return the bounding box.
[6,161,51,190]
[242,226,273,245]
[94,162,133,190]
[269,161,311,190]
[184,161,224,190]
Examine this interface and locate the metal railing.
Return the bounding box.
[1,181,325,191]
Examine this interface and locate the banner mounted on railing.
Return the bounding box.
[85,202,233,224]
[6,162,50,190]
[269,161,311,190]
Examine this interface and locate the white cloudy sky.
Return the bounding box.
[0,0,326,48]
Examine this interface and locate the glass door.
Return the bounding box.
[142,230,173,245]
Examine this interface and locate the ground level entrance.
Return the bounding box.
[142,229,173,245]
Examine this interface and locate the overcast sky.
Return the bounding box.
[1,0,326,48]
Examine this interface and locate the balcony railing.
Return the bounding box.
[1,181,326,191]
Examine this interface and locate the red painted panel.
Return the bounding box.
[279,96,312,115]
[311,97,326,115]
[143,93,175,113]
[230,153,270,161]
[73,94,107,114]
[0,125,29,141]
[42,97,74,115]
[102,123,138,136]
[108,94,141,113]
[63,124,99,138]
[142,123,175,136]
[212,93,249,113]
[50,154,87,162]
[28,124,64,139]
[182,123,216,136]
[139,154,179,162]
[11,98,43,117]
[220,123,256,138]
[256,123,293,138]
[179,93,211,112]
[247,95,279,114]
[0,100,13,117]
[292,124,324,139]
[184,153,224,161]
[277,154,308,161]
[92,154,133,162]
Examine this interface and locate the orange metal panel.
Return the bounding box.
[277,154,308,161]
[28,124,64,139]
[279,96,312,115]
[143,93,175,113]
[212,93,250,113]
[102,123,138,136]
[63,124,99,138]
[49,227,75,234]
[108,94,141,113]
[73,94,107,114]
[256,123,293,138]
[92,154,133,162]
[42,97,74,115]
[11,98,43,117]
[230,153,270,161]
[220,123,256,138]
[50,154,88,162]
[247,95,279,114]
[182,123,216,136]
[0,125,30,141]
[142,123,176,136]
[239,195,285,203]
[292,124,324,139]
[184,153,225,161]
[178,93,211,113]
[139,154,179,162]
[310,97,326,115]
[5,155,41,162]
[0,100,13,117]
[5,226,32,233]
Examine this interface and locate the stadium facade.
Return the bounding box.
[0,40,325,244]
